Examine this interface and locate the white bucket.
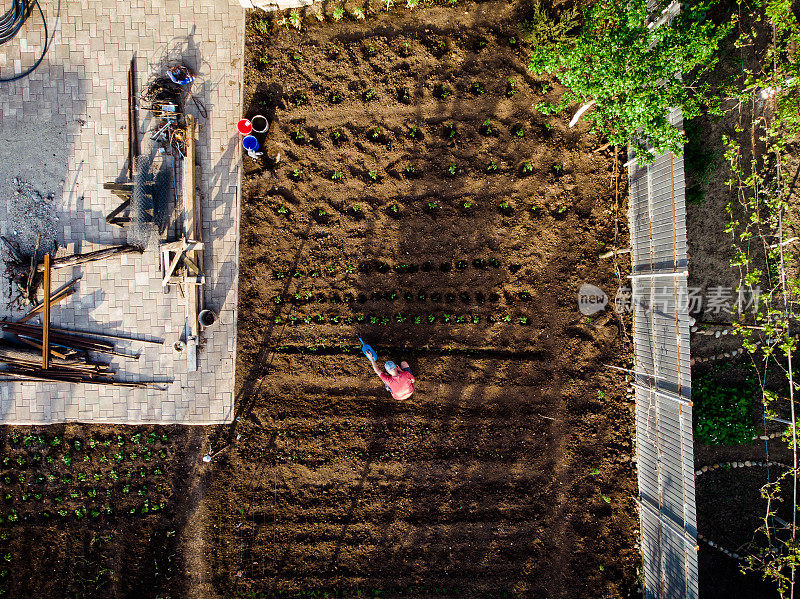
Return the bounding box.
[251,115,269,134]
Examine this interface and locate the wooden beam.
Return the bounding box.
[183,114,200,372]
[42,254,51,370]
[18,288,75,324]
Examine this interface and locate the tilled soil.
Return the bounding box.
[197,2,638,598]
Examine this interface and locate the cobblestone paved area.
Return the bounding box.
[0,1,245,423]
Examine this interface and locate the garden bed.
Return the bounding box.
[198,2,638,597]
[0,424,201,597]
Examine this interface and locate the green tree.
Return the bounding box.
[529,0,733,163]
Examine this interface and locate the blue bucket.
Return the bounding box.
[242,135,259,152]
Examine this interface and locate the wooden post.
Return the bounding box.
[183,114,200,371]
[42,254,51,370]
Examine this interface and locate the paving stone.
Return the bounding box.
[0,0,244,424]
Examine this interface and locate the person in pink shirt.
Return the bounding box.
[368,356,415,400]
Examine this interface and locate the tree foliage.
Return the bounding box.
[529,0,733,163]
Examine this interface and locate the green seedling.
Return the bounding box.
[363,88,377,101]
[368,170,378,181]
[443,121,457,139]
[403,165,418,177]
[434,83,450,99]
[446,162,457,176]
[407,0,419,9]
[353,5,365,19]
[601,494,611,504]
[514,125,525,138]
[329,91,343,104]
[367,127,383,141]
[486,161,498,173]
[498,200,510,211]
[331,129,344,144]
[398,42,412,57]
[407,125,421,139]
[590,468,600,476]
[506,77,517,98]
[398,87,412,104]
[290,50,303,61]
[471,82,485,95]
[330,170,344,181]
[388,203,400,215]
[332,6,344,21]
[291,128,305,143]
[480,118,493,135]
[294,92,308,105]
[520,161,534,175]
[278,204,290,215]
[461,200,472,210]
[287,9,302,29]
[425,201,439,213]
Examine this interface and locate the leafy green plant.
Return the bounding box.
[330,170,344,181]
[520,161,533,175]
[286,9,302,30]
[290,50,303,61]
[399,87,412,104]
[363,88,378,102]
[407,125,421,139]
[443,121,457,139]
[480,118,493,136]
[506,77,517,98]
[291,128,305,143]
[528,0,733,163]
[253,16,271,36]
[693,367,758,445]
[434,83,450,99]
[486,161,498,173]
[332,6,344,21]
[329,91,343,104]
[406,0,419,9]
[513,125,525,138]
[446,162,457,177]
[470,82,485,95]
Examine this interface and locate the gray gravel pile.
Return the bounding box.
[5,177,59,258]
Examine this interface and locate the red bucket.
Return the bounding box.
[237,118,253,135]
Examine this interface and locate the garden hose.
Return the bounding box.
[0,0,48,83]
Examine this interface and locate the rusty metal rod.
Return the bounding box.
[42,254,50,369]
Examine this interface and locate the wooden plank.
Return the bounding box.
[183,114,200,372]
[18,288,75,324]
[42,254,51,370]
[162,250,185,287]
